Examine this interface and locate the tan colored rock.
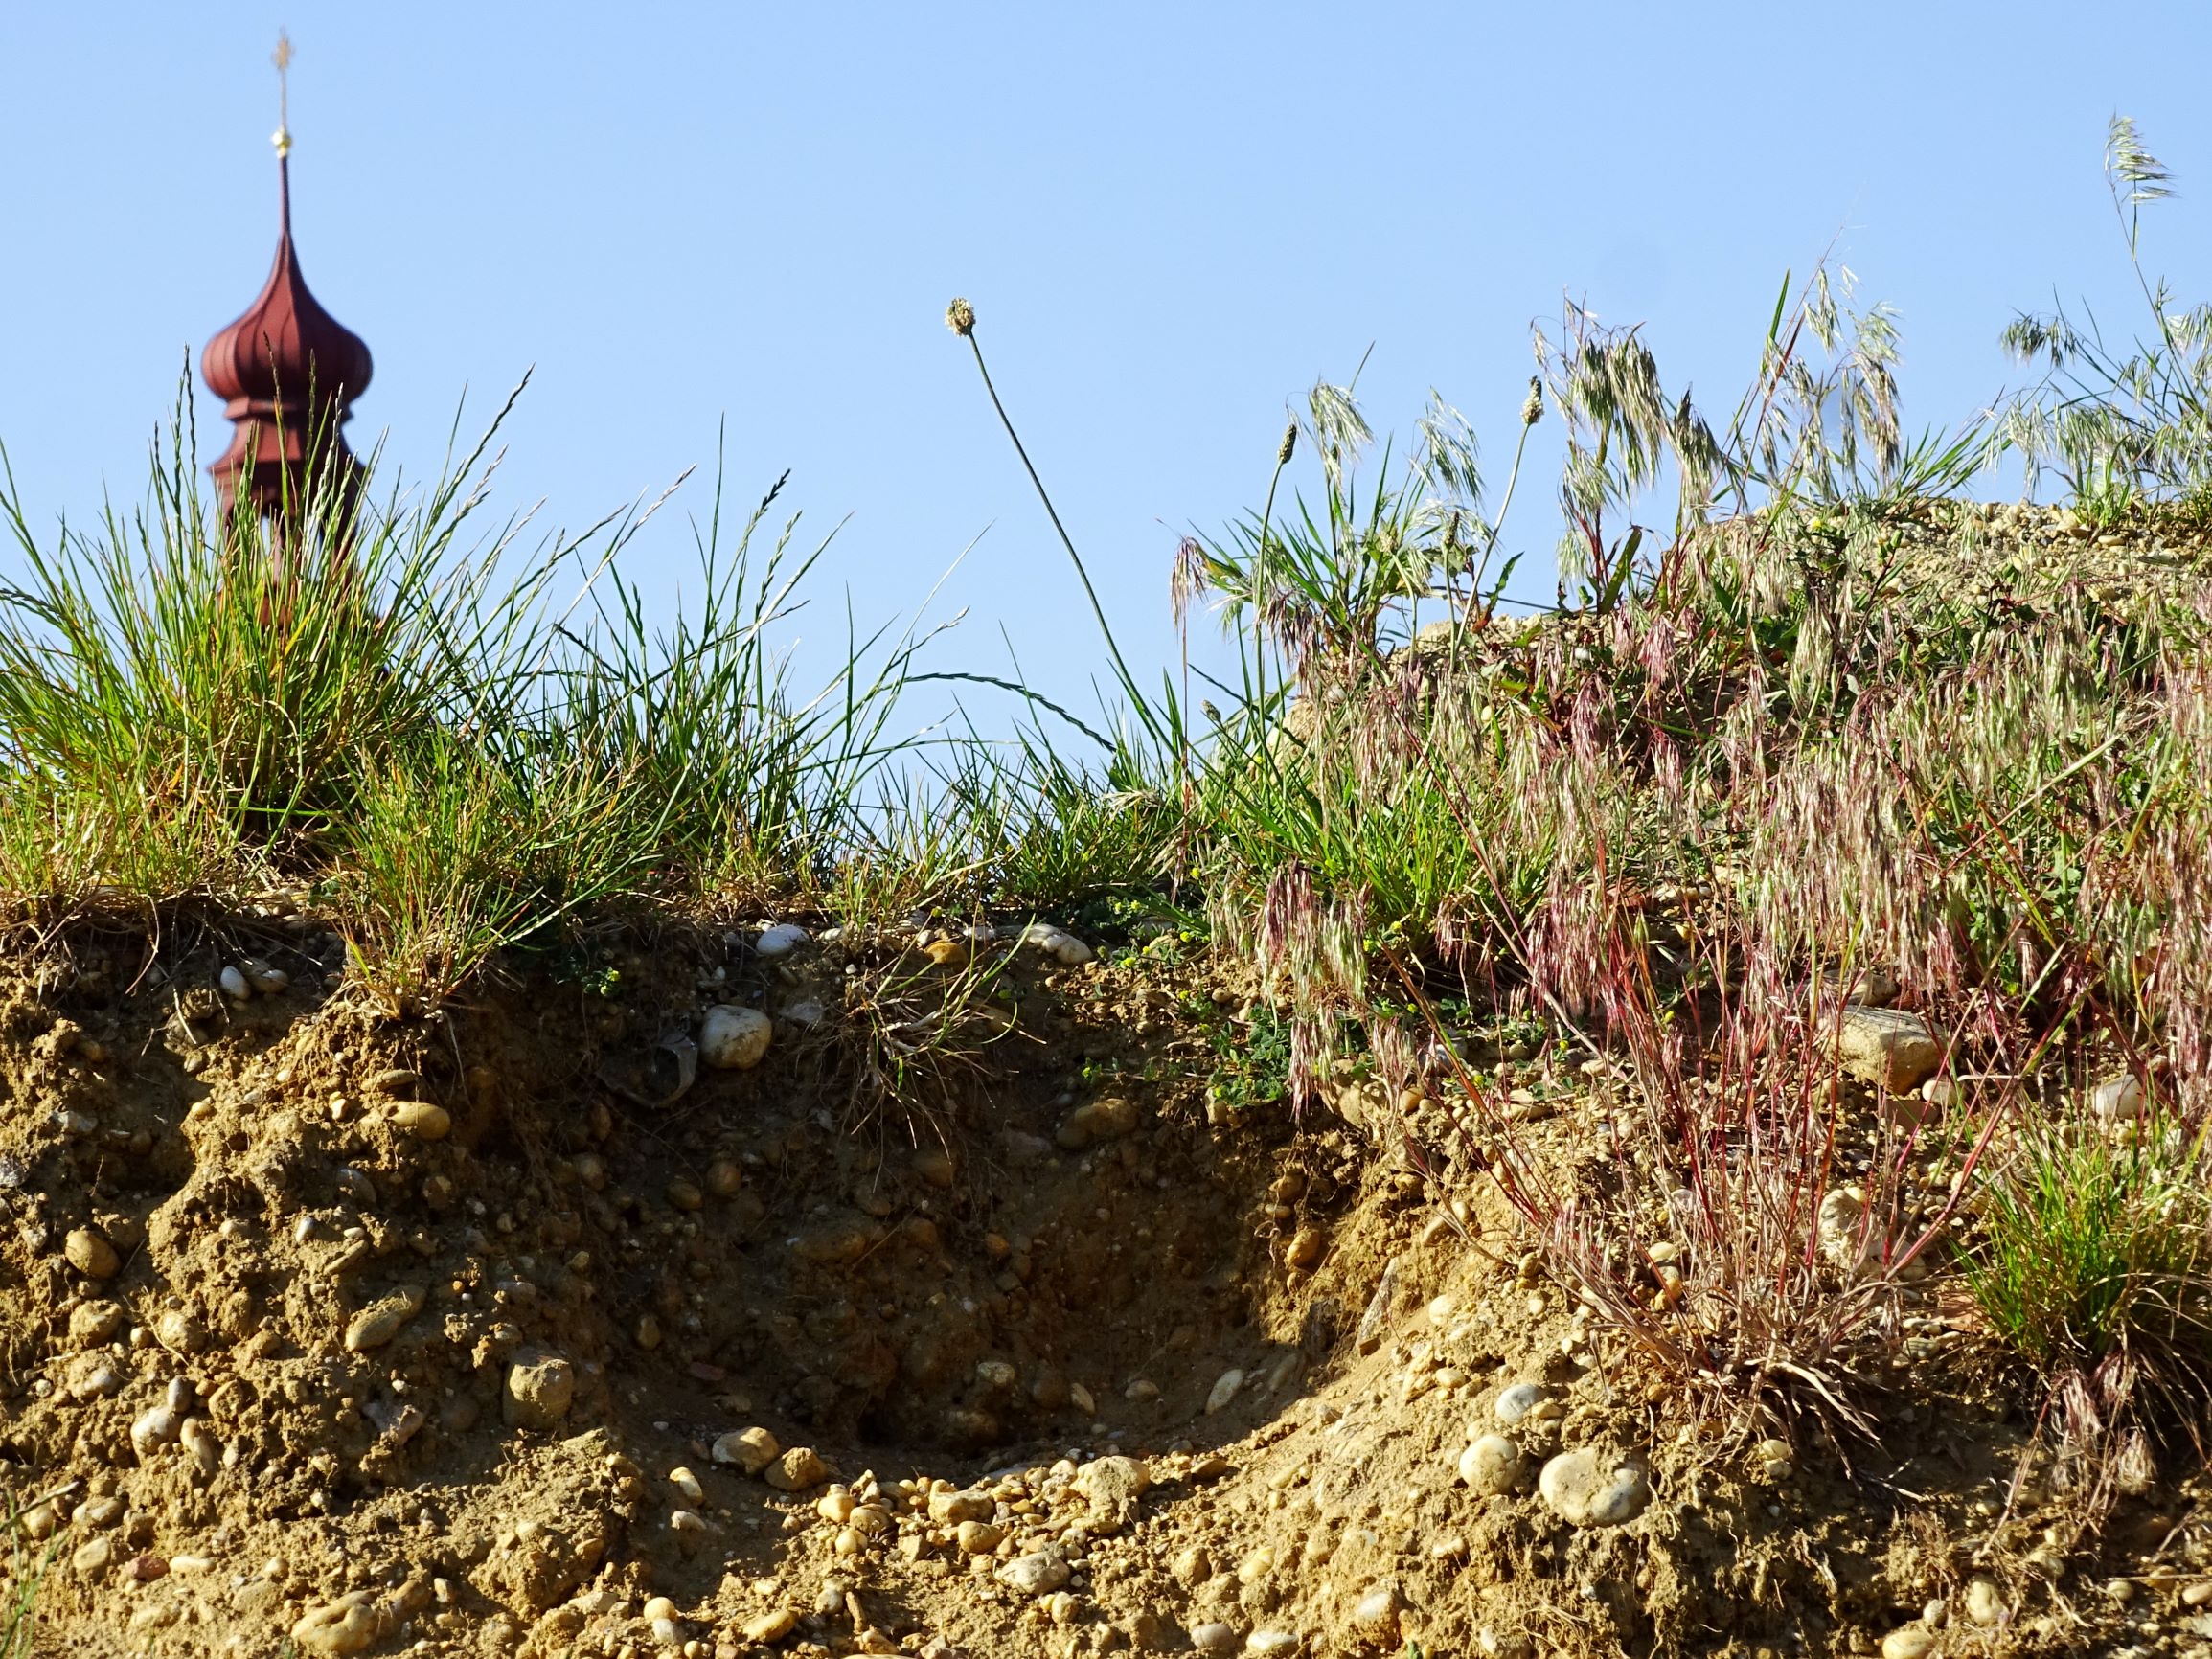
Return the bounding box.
[393,1101,450,1141]
[155,1308,206,1355]
[130,1404,181,1458]
[1835,1007,1942,1094]
[764,1447,828,1491]
[1963,1575,2006,1626]
[1537,1448,1649,1526]
[928,1488,995,1525]
[714,1426,780,1474]
[64,1227,119,1279]
[1056,1096,1141,1150]
[181,1418,221,1479]
[1073,1456,1152,1532]
[996,1552,1070,1596]
[503,1351,576,1429]
[699,1005,772,1070]
[292,1593,380,1657]
[742,1607,798,1643]
[68,1300,124,1346]
[343,1287,425,1352]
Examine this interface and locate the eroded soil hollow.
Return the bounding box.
[0,917,1342,1658]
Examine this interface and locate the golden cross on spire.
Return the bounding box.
[272,29,294,157]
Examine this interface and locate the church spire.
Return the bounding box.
[200,32,373,521]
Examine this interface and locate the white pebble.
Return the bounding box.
[755,923,810,957]
[130,1404,182,1457]
[1458,1433,1524,1495]
[1493,1382,1549,1423]
[242,959,290,995]
[1019,923,1095,966]
[2092,1074,2146,1122]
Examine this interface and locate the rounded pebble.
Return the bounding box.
[1458,1433,1525,1495]
[955,1520,1004,1556]
[64,1228,120,1280]
[1493,1382,1548,1424]
[1537,1448,1650,1527]
[393,1102,450,1141]
[1962,1576,2005,1626]
[756,923,810,956]
[242,959,289,995]
[130,1404,181,1456]
[699,1005,772,1070]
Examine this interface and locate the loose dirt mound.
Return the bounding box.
[0,916,2206,1657]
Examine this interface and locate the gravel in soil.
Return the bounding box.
[0,915,2208,1657]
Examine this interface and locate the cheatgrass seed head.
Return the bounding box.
[945,298,976,337]
[1170,536,1208,630]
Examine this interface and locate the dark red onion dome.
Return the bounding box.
[200,146,373,518]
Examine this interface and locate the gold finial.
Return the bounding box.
[271,29,294,156]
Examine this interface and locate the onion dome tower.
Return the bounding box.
[200,33,373,521]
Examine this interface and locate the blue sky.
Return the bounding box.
[4,2,2211,740]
